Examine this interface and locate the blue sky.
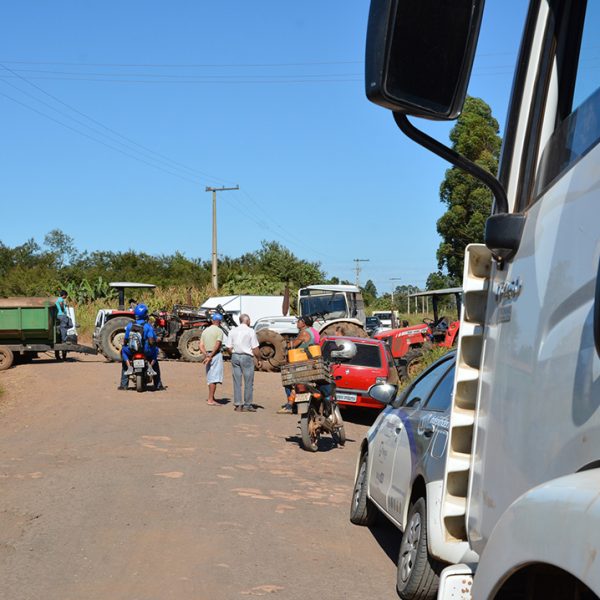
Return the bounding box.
[0,1,528,294]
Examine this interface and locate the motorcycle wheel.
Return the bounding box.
[300,406,319,452]
[332,405,346,446]
[136,374,145,393]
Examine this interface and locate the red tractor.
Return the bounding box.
[374,287,462,379]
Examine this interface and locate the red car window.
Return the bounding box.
[322,341,382,368]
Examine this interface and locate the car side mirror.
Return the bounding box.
[365,0,484,120]
[368,383,397,405]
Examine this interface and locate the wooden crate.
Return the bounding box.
[280,358,331,386]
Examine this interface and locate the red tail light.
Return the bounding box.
[134,353,144,360]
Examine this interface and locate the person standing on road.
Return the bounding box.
[200,313,225,406]
[55,290,71,343]
[227,314,261,412]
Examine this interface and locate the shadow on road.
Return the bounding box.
[340,406,381,427]
[284,434,353,452]
[369,521,401,565]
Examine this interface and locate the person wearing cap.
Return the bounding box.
[200,313,225,406]
[278,315,317,414]
[226,313,261,412]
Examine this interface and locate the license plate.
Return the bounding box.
[133,359,145,368]
[294,393,310,405]
[336,392,357,403]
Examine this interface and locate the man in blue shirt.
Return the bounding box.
[118,303,165,391]
[55,290,71,343]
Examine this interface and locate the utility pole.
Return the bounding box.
[206,185,239,290]
[353,258,370,287]
[389,277,402,308]
[390,277,401,328]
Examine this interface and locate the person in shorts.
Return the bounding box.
[200,313,225,406]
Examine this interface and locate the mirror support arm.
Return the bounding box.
[393,112,508,214]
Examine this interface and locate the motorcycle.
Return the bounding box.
[127,328,157,393]
[294,340,357,452]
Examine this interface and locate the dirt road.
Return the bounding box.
[0,356,399,600]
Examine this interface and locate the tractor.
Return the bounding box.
[374,287,462,379]
[93,282,235,362]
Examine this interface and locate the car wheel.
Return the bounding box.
[396,497,442,600]
[349,452,377,526]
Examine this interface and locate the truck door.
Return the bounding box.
[469,2,600,553]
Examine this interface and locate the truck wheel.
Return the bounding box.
[99,317,132,362]
[256,330,286,371]
[398,348,425,381]
[319,322,368,338]
[0,346,14,371]
[177,329,206,362]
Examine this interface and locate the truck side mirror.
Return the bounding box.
[365,0,484,120]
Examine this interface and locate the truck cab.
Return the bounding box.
[365,0,600,597]
[298,284,367,338]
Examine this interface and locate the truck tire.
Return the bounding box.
[256,329,287,371]
[99,317,133,362]
[177,329,206,362]
[319,321,368,338]
[0,346,14,371]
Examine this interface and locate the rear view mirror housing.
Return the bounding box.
[365,0,484,120]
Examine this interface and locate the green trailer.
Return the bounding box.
[0,297,96,370]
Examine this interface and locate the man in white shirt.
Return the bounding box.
[227,314,261,412]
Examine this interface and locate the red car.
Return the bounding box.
[320,336,399,409]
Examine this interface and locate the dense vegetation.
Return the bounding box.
[0,232,326,302]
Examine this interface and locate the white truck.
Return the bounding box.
[254,284,368,371]
[200,294,288,326]
[366,0,600,598]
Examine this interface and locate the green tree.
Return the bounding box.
[436,96,502,281]
[362,279,378,305]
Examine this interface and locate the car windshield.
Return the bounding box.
[322,341,382,368]
[366,317,380,325]
[299,292,347,319]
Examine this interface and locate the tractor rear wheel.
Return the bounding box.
[398,347,425,381]
[99,317,133,362]
[256,329,287,371]
[319,322,368,338]
[178,329,206,362]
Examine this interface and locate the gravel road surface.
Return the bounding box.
[0,355,399,600]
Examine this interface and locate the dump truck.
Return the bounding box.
[0,297,96,370]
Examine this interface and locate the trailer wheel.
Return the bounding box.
[178,329,206,362]
[99,317,133,362]
[319,322,368,338]
[0,347,14,371]
[256,329,287,371]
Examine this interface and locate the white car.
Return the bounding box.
[350,351,470,600]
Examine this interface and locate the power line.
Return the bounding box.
[0,63,232,185]
[0,90,202,184]
[0,59,363,68]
